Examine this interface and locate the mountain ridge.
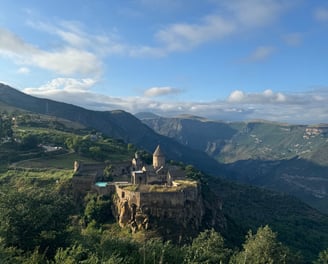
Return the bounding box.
[0,83,223,176]
[138,114,328,213]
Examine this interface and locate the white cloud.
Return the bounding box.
[28,20,124,56]
[0,0,294,65]
[228,90,245,102]
[0,25,102,76]
[23,78,141,111]
[263,89,274,97]
[0,28,35,55]
[228,89,286,104]
[156,15,236,52]
[17,67,30,74]
[222,0,286,28]
[314,7,328,22]
[5,0,291,62]
[276,92,286,102]
[27,20,89,48]
[24,78,97,94]
[31,48,101,75]
[128,0,290,56]
[144,86,182,97]
[245,46,276,62]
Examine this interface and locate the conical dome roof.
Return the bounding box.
[153,145,164,156]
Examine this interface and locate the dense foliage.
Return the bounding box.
[0,187,73,257]
[0,115,13,139]
[230,225,301,264]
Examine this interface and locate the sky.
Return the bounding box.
[0,0,328,124]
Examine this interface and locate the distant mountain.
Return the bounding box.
[134,112,162,120]
[0,84,222,176]
[139,115,328,213]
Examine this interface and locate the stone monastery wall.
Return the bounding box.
[115,185,200,213]
[115,186,141,207]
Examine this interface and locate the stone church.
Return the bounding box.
[131,145,185,186]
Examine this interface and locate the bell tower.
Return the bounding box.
[153,145,165,169]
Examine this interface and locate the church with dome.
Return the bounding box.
[131,145,186,186]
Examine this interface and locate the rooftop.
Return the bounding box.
[153,145,165,157]
[119,180,197,193]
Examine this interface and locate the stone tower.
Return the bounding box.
[132,152,143,171]
[153,145,165,169]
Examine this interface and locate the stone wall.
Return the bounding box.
[115,185,141,207]
[74,161,106,176]
[91,184,116,196]
[114,184,204,231]
[72,173,97,192]
[139,186,203,228]
[108,161,131,177]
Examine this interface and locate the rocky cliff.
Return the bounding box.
[113,183,211,239]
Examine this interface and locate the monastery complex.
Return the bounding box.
[72,145,204,232]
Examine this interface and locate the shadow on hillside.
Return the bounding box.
[221,157,328,214]
[208,175,328,263]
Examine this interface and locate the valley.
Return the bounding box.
[139,114,328,214]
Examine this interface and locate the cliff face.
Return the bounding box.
[114,184,206,237]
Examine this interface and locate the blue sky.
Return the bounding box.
[0,0,328,124]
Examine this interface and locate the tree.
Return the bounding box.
[184,229,232,264]
[103,165,114,181]
[184,165,204,181]
[140,239,184,264]
[0,116,13,139]
[314,248,328,264]
[230,225,299,264]
[88,146,105,161]
[19,134,39,150]
[96,236,140,264]
[0,188,73,257]
[54,244,100,264]
[0,238,24,264]
[84,194,113,225]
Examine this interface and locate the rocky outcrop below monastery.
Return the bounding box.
[113,182,205,236]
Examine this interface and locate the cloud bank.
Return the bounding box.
[23,79,328,124]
